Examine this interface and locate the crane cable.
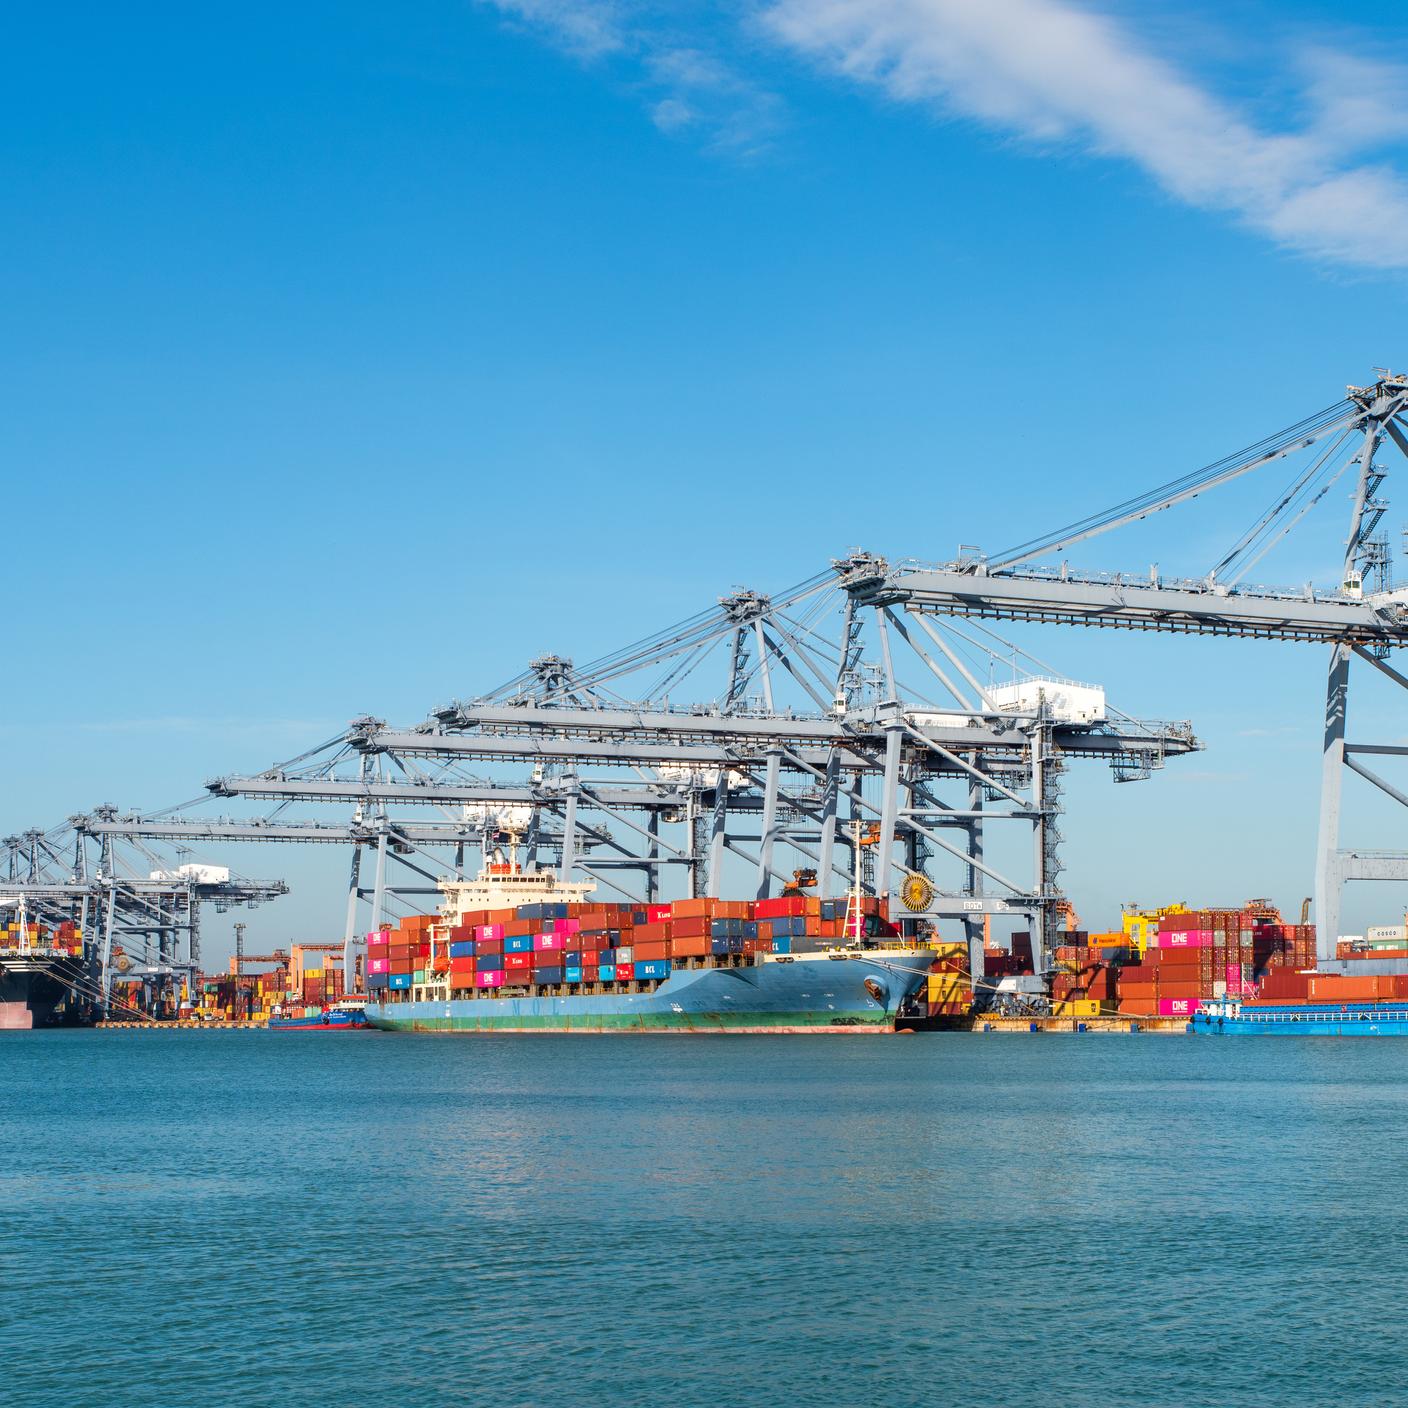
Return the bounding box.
[1208,425,1355,583]
[990,399,1358,567]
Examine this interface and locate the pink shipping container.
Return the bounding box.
[533,933,566,952]
[1225,964,1255,996]
[1158,997,1202,1016]
[476,923,505,942]
[476,970,505,988]
[1153,932,1212,949]
[368,957,390,974]
[557,917,581,935]
[367,930,390,948]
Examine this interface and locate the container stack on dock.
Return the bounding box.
[1043,903,1318,1018]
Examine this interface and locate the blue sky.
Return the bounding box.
[6,0,1408,952]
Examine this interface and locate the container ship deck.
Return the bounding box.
[362,863,933,1034]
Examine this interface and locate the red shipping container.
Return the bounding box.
[755,896,806,919]
[670,916,710,939]
[505,953,533,971]
[647,905,672,923]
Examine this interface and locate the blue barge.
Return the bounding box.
[1191,999,1408,1036]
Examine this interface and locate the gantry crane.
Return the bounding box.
[847,370,1408,958]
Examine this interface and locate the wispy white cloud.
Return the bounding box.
[482,1,785,155]
[487,0,628,59]
[1299,51,1408,153]
[757,0,1408,269]
[478,0,1408,269]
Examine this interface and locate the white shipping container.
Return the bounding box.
[148,863,231,884]
[986,677,1107,724]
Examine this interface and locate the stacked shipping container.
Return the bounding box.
[372,895,896,998]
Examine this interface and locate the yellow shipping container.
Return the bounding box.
[927,974,971,1003]
[1051,998,1102,1018]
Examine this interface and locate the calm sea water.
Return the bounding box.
[2,1029,1403,1406]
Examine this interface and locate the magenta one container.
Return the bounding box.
[475,970,506,988]
[1154,932,1211,948]
[1158,997,1202,1016]
[533,932,566,952]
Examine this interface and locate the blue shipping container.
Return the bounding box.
[565,966,583,983]
[743,921,759,939]
[449,940,475,959]
[516,903,543,920]
[388,973,413,990]
[504,934,533,954]
[366,973,389,990]
[534,965,565,984]
[598,948,617,967]
[711,937,743,956]
[773,937,791,955]
[634,960,671,980]
[710,918,744,938]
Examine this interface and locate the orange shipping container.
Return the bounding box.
[669,898,716,920]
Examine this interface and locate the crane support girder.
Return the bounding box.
[362,723,1194,769]
[205,776,694,811]
[859,567,1408,644]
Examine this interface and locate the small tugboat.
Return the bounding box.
[268,996,372,1032]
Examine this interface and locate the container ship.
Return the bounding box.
[0,905,90,1030]
[362,863,935,1034]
